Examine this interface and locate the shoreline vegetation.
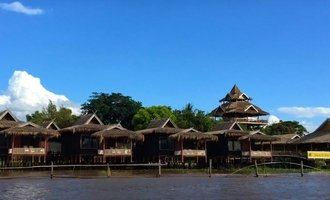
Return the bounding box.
[1,165,330,179]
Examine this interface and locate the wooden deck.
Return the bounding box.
[242,150,272,158]
[98,149,132,156]
[9,147,45,155]
[174,150,206,157]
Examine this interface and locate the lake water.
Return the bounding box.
[0,173,329,200]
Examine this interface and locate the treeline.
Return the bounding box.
[26,92,307,135]
[27,92,217,132]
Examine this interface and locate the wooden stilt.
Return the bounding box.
[255,160,259,177]
[50,161,54,179]
[208,159,212,178]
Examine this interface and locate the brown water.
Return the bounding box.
[0,173,329,200]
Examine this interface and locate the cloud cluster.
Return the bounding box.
[278,107,330,118]
[0,1,43,15]
[0,71,80,120]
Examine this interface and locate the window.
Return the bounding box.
[228,140,241,151]
[0,136,7,148]
[159,136,174,150]
[81,135,98,149]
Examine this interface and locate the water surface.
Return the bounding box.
[0,173,329,200]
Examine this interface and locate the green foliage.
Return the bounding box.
[81,92,142,129]
[173,103,216,132]
[26,101,77,128]
[263,121,307,136]
[314,160,327,169]
[132,106,176,130]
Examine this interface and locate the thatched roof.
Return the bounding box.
[220,84,252,102]
[210,85,268,118]
[169,128,218,141]
[74,113,104,125]
[294,118,330,144]
[137,118,182,135]
[41,120,60,130]
[272,134,300,144]
[212,121,243,131]
[0,122,59,137]
[60,113,106,134]
[239,131,278,142]
[0,120,20,130]
[205,129,249,137]
[147,118,178,129]
[137,127,183,135]
[0,110,18,122]
[60,124,108,134]
[92,125,144,141]
[211,101,269,118]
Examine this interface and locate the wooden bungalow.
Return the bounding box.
[59,113,107,163]
[210,84,269,130]
[294,118,330,154]
[136,118,182,163]
[42,120,62,163]
[206,121,248,164]
[207,85,275,165]
[1,122,59,165]
[270,134,301,156]
[169,128,217,164]
[92,124,144,163]
[0,110,21,166]
[238,131,277,163]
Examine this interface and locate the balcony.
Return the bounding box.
[174,149,206,157]
[242,150,272,158]
[235,118,268,124]
[9,147,45,155]
[98,149,131,156]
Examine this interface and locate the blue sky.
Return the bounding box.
[1,1,330,131]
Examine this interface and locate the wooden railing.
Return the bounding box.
[98,149,132,156]
[235,118,268,124]
[9,148,45,155]
[242,151,272,158]
[174,149,206,157]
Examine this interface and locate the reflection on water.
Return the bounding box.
[0,173,330,200]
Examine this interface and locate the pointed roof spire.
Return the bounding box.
[220,84,251,102]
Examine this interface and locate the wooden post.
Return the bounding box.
[254,160,259,177]
[209,159,212,177]
[158,158,161,177]
[50,161,54,179]
[249,138,252,163]
[270,141,273,162]
[204,141,207,163]
[300,160,304,177]
[103,140,106,164]
[130,139,133,163]
[181,140,184,163]
[107,163,111,178]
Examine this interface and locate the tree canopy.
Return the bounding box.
[81,92,142,129]
[263,121,307,136]
[26,101,77,128]
[173,103,216,132]
[132,106,176,130]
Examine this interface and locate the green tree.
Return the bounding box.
[26,101,77,128]
[173,103,216,132]
[132,106,176,130]
[81,92,142,129]
[263,121,307,136]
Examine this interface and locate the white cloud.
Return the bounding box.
[0,1,43,15]
[278,107,330,118]
[267,115,280,125]
[0,71,80,120]
[299,120,317,134]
